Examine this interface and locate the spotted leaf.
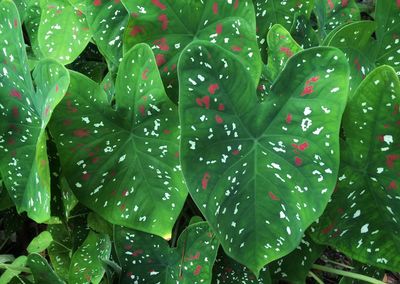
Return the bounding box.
[253,0,313,58]
[269,234,325,283]
[114,222,219,284]
[266,24,302,82]
[324,21,376,97]
[0,0,70,222]
[38,0,92,64]
[290,13,320,48]
[314,0,360,38]
[374,0,400,74]
[212,250,271,284]
[49,43,186,238]
[69,231,111,284]
[310,66,400,271]
[27,253,65,284]
[179,42,349,275]
[48,224,73,281]
[122,0,261,100]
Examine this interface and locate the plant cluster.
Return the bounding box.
[0,0,399,283]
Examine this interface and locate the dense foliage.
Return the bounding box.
[0,0,399,283]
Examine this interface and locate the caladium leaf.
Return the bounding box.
[266,24,302,82]
[48,224,72,281]
[269,234,325,283]
[253,0,313,58]
[324,21,376,97]
[212,250,271,284]
[314,0,360,38]
[290,13,319,49]
[27,253,65,284]
[374,0,400,74]
[69,231,111,284]
[114,222,219,284]
[49,43,186,238]
[121,0,261,100]
[38,0,92,64]
[27,231,53,254]
[310,65,400,271]
[179,42,349,275]
[0,0,70,222]
[25,0,43,59]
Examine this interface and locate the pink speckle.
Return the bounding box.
[280,47,293,57]
[388,181,397,190]
[56,84,59,92]
[218,103,225,111]
[212,2,218,14]
[63,119,72,126]
[151,0,166,10]
[301,85,314,96]
[13,19,18,28]
[130,26,143,37]
[193,265,202,276]
[327,0,334,10]
[292,142,309,151]
[93,0,101,6]
[215,115,223,124]
[268,191,280,201]
[155,54,166,66]
[196,96,210,109]
[285,113,292,124]
[12,107,19,118]
[142,68,149,80]
[82,173,91,181]
[295,156,302,166]
[397,0,400,8]
[139,105,145,116]
[154,38,169,51]
[208,83,219,95]
[10,89,21,100]
[231,46,242,52]
[73,129,89,137]
[201,172,210,190]
[322,223,334,234]
[234,0,239,9]
[158,14,169,30]
[216,24,223,34]
[232,149,239,155]
[386,154,400,168]
[341,0,348,7]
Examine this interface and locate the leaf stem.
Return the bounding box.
[0,263,31,273]
[311,264,385,284]
[309,270,324,284]
[323,258,354,270]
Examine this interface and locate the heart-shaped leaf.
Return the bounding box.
[0,0,70,222]
[179,42,349,274]
[114,222,219,284]
[38,0,92,64]
[27,253,65,284]
[253,0,312,58]
[314,0,360,38]
[69,231,111,284]
[121,0,261,100]
[310,65,400,272]
[49,43,186,238]
[27,231,53,254]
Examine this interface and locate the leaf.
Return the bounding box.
[374,0,400,74]
[309,65,400,271]
[253,0,313,58]
[0,256,28,283]
[25,0,43,59]
[266,24,302,82]
[27,231,53,253]
[49,43,186,238]
[121,0,261,100]
[314,0,360,38]
[87,212,112,236]
[37,0,92,64]
[178,42,349,275]
[27,253,65,284]
[339,261,385,284]
[290,13,320,49]
[0,0,70,222]
[0,177,13,211]
[48,224,72,281]
[114,222,219,284]
[69,231,111,284]
[212,250,271,284]
[324,21,376,97]
[269,234,325,283]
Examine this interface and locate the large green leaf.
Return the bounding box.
[69,231,111,284]
[114,222,219,284]
[374,0,400,74]
[121,0,261,100]
[314,0,360,38]
[179,42,349,275]
[252,0,313,58]
[48,224,72,281]
[49,43,186,238]
[0,0,70,222]
[38,0,92,64]
[310,66,400,271]
[324,21,376,97]
[27,253,65,284]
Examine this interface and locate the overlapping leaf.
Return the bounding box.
[69,231,111,284]
[179,42,349,274]
[49,44,186,238]
[0,0,70,222]
[290,13,319,48]
[310,66,400,271]
[27,253,65,284]
[38,0,92,64]
[114,222,219,284]
[121,0,261,100]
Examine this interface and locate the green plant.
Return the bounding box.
[0,0,399,283]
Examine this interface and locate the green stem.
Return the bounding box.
[309,270,324,284]
[0,263,31,273]
[323,258,354,270]
[311,264,385,284]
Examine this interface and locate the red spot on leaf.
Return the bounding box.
[130,26,143,37]
[292,142,309,151]
[193,265,202,276]
[232,149,240,155]
[328,0,334,10]
[93,0,101,6]
[201,172,210,190]
[154,37,169,51]
[10,89,21,100]
[122,190,128,196]
[301,85,315,96]
[163,129,171,134]
[139,105,145,116]
[208,83,219,95]
[268,191,280,201]
[131,249,144,256]
[82,173,91,181]
[285,113,292,124]
[196,96,210,109]
[280,47,293,57]
[142,68,149,80]
[63,119,72,126]
[13,19,18,28]
[322,223,334,234]
[231,46,242,52]
[234,0,239,9]
[215,115,223,124]
[7,138,15,145]
[388,181,397,190]
[55,84,59,92]
[295,156,302,166]
[218,103,225,111]
[212,2,218,14]
[74,129,89,137]
[184,251,200,261]
[341,0,348,7]
[12,107,19,118]
[158,14,168,30]
[216,24,223,34]
[397,0,400,8]
[155,54,166,66]
[151,0,166,10]
[386,154,400,168]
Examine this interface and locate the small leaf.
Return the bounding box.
[27,253,65,284]
[0,256,28,283]
[48,224,72,281]
[27,231,53,254]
